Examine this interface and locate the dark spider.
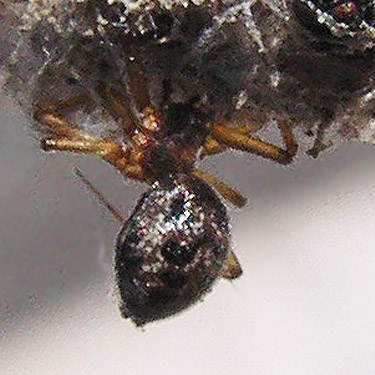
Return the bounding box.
[32,30,298,324]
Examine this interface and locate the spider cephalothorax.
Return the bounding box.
[136,101,210,181]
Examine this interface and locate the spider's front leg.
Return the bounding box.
[34,93,248,207]
[34,97,146,182]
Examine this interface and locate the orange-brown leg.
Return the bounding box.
[34,93,92,117]
[125,55,152,112]
[100,86,161,144]
[122,41,153,112]
[34,98,93,140]
[193,169,247,208]
[98,86,137,131]
[35,98,146,182]
[220,250,242,280]
[41,134,145,181]
[202,123,258,156]
[35,92,248,207]
[203,119,298,165]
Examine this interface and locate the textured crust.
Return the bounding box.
[1,0,375,147]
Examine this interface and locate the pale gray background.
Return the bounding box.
[1,91,375,375]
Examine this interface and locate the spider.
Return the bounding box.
[33,37,298,326]
[7,0,375,326]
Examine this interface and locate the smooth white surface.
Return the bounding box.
[1,92,375,375]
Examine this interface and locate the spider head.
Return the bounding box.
[162,101,210,140]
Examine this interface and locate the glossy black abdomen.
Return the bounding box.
[115,174,230,326]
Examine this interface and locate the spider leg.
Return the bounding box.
[41,135,145,181]
[74,168,125,223]
[201,123,258,156]
[113,39,152,113]
[99,86,137,132]
[307,123,329,158]
[34,85,247,206]
[35,102,146,181]
[220,250,242,280]
[125,52,151,112]
[100,86,161,144]
[193,169,247,208]
[204,119,298,165]
[34,93,92,116]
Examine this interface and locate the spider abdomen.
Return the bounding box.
[115,174,230,326]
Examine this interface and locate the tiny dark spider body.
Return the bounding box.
[116,174,230,325]
[1,0,375,326]
[137,102,210,180]
[109,100,233,325]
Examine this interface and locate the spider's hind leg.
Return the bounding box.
[193,169,247,208]
[204,119,298,165]
[220,250,242,280]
